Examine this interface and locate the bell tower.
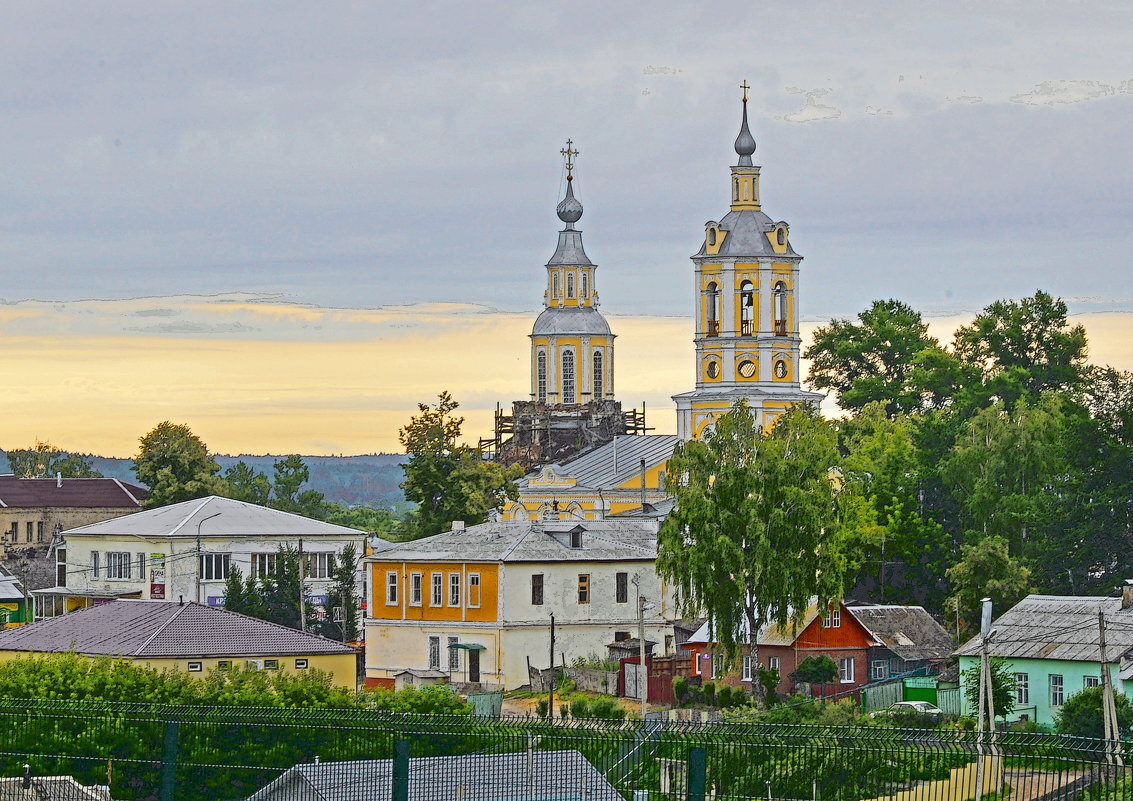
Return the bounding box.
[673,84,822,440]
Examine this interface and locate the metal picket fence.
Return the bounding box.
[0,698,1128,801]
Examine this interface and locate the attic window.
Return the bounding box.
[570,527,583,549]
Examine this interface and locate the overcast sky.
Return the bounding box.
[1,2,1130,455]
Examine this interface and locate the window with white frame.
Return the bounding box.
[839,657,854,683]
[1084,675,1101,689]
[823,607,841,628]
[581,272,589,298]
[200,553,230,581]
[136,553,146,580]
[448,573,461,607]
[537,351,547,403]
[566,272,575,299]
[250,553,276,578]
[428,635,441,670]
[385,571,398,605]
[742,655,755,682]
[448,635,460,671]
[593,350,604,399]
[561,350,576,404]
[106,552,132,580]
[468,573,481,608]
[306,552,332,579]
[431,572,443,606]
[91,551,100,579]
[1015,673,1029,705]
[871,660,889,681]
[1050,674,1064,706]
[409,572,423,606]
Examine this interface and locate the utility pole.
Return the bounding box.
[195,511,221,605]
[1098,609,1123,766]
[548,613,556,721]
[638,591,648,721]
[298,538,307,633]
[975,597,995,801]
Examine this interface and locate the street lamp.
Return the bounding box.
[195,512,222,604]
[631,575,655,721]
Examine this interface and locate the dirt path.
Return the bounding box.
[1004,768,1088,801]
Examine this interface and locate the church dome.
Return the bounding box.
[556,179,583,225]
[532,306,612,337]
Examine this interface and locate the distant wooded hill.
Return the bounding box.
[3,452,407,510]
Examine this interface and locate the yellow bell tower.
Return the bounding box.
[673,84,822,440]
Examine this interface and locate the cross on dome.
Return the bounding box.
[560,139,579,181]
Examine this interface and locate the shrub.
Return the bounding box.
[536,699,549,718]
[570,698,590,718]
[702,681,716,706]
[717,686,733,707]
[731,687,748,707]
[559,703,570,719]
[759,666,781,707]
[1056,686,1133,739]
[673,677,689,706]
[590,698,626,720]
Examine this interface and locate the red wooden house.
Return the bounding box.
[682,600,951,698]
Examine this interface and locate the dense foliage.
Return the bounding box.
[399,392,521,539]
[805,290,1133,628]
[1055,685,1133,739]
[133,421,225,507]
[4,440,102,478]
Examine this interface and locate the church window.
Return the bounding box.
[537,351,547,403]
[707,228,717,246]
[553,273,560,298]
[732,179,739,202]
[777,226,786,246]
[593,350,604,399]
[773,281,787,335]
[742,180,749,201]
[581,272,588,298]
[706,282,720,336]
[562,350,576,404]
[566,272,575,299]
[740,280,755,335]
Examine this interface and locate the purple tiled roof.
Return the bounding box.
[0,475,147,509]
[0,600,356,658]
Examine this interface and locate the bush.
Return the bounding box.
[673,677,689,706]
[536,699,549,718]
[559,703,570,719]
[1055,686,1133,739]
[759,666,781,707]
[590,698,626,720]
[570,698,591,718]
[731,687,748,707]
[702,681,716,706]
[717,686,733,707]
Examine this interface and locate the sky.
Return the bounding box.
[1,2,1131,457]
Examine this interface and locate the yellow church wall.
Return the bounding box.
[0,650,358,688]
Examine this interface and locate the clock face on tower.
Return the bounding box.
[774,360,788,379]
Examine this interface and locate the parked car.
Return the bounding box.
[871,701,945,721]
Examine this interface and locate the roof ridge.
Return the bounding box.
[167,497,214,537]
[133,601,192,656]
[113,477,143,507]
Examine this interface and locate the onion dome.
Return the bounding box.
[734,96,756,167]
[556,178,583,226]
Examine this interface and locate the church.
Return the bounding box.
[497,87,821,523]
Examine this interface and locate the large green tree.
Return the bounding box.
[945,536,1031,633]
[223,545,313,631]
[399,392,521,539]
[657,402,863,705]
[270,454,326,519]
[5,441,101,478]
[133,422,225,508]
[223,461,271,505]
[805,299,944,417]
[952,290,1087,410]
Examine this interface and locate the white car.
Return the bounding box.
[878,700,945,720]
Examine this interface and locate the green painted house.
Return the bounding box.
[954,589,1133,728]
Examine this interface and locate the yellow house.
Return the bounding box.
[0,599,358,688]
[500,434,677,522]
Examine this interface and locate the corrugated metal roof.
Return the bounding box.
[246,750,621,801]
[0,600,356,658]
[953,594,1133,662]
[63,495,364,539]
[0,475,147,509]
[366,519,657,564]
[520,435,677,492]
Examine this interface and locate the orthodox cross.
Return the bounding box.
[560,139,579,179]
[741,80,750,103]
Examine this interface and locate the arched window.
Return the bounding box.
[706,282,720,336]
[707,228,717,246]
[581,272,588,298]
[740,280,755,336]
[561,350,576,404]
[536,351,547,403]
[552,273,560,298]
[566,273,575,299]
[773,281,788,335]
[593,350,604,400]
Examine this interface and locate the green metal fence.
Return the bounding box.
[0,698,1129,801]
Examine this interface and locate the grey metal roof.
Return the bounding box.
[531,306,611,337]
[846,604,954,662]
[366,519,657,564]
[694,210,799,259]
[0,776,113,801]
[246,750,621,801]
[545,227,593,267]
[953,594,1133,662]
[0,600,356,658]
[62,495,365,539]
[519,435,677,492]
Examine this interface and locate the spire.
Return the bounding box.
[734,81,756,167]
[556,139,583,227]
